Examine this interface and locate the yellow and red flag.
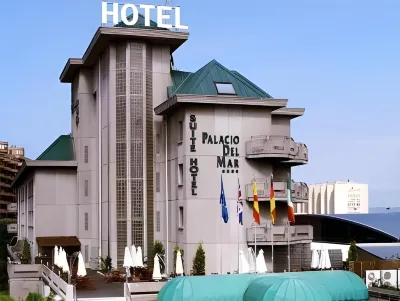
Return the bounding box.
[270,174,276,224]
[253,181,261,224]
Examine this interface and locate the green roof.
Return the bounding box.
[37,135,75,161]
[167,60,273,98]
[115,14,168,30]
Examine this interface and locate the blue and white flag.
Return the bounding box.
[237,177,243,225]
[220,175,229,223]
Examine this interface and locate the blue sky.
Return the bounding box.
[1,0,399,206]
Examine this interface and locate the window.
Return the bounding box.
[178,164,183,186]
[178,121,183,142]
[84,145,89,163]
[178,206,184,228]
[84,213,89,230]
[156,134,160,154]
[84,180,89,197]
[156,211,161,232]
[84,245,89,262]
[215,82,236,95]
[156,172,160,192]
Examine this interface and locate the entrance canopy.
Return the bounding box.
[36,236,81,247]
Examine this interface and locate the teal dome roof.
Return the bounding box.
[243,276,332,301]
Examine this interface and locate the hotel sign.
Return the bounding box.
[189,115,198,196]
[102,2,189,29]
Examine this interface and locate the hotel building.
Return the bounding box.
[11,17,311,273]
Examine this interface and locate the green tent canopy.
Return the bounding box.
[243,276,332,301]
[157,274,260,301]
[284,271,368,301]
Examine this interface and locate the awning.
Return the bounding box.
[36,236,81,247]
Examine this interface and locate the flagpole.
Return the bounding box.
[271,222,274,273]
[288,221,291,272]
[220,213,223,275]
[254,223,257,272]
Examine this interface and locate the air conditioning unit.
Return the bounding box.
[382,270,397,287]
[366,270,381,288]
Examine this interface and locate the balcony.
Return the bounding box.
[245,135,308,165]
[246,224,313,245]
[245,179,308,202]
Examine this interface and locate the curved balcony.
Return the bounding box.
[246,224,313,245]
[245,135,308,165]
[245,179,308,202]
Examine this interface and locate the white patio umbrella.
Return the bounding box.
[152,254,162,280]
[123,246,134,268]
[255,249,267,273]
[318,248,326,270]
[135,246,144,268]
[175,250,183,276]
[311,249,320,269]
[239,251,250,274]
[131,244,137,267]
[324,249,332,269]
[247,247,256,273]
[53,246,59,266]
[77,252,87,277]
[60,250,70,273]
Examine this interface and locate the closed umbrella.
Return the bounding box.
[53,246,59,266]
[175,250,184,276]
[318,249,326,270]
[152,254,162,280]
[247,248,256,273]
[311,249,319,269]
[324,249,332,269]
[131,244,137,267]
[61,250,70,273]
[256,249,267,273]
[123,246,133,268]
[135,246,144,268]
[239,251,250,274]
[77,252,87,277]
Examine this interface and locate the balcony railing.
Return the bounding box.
[245,135,308,164]
[246,224,313,245]
[245,179,308,202]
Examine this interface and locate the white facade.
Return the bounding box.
[296,182,368,214]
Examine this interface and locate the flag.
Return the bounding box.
[270,174,276,224]
[237,177,243,225]
[252,181,261,224]
[220,175,229,223]
[287,173,295,223]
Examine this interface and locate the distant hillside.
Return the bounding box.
[369,207,400,213]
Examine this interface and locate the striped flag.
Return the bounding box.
[287,173,295,223]
[237,178,243,225]
[253,180,261,224]
[270,174,276,224]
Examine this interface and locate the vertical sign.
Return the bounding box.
[189,115,198,195]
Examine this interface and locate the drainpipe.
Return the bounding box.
[98,58,102,264]
[165,118,169,275]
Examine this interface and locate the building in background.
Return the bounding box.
[295,181,368,214]
[0,141,25,219]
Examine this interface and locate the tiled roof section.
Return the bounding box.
[36,135,75,161]
[115,14,167,30]
[168,60,273,98]
[329,213,400,240]
[358,244,400,259]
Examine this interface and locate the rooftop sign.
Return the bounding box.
[102,2,188,30]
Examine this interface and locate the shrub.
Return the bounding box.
[100,256,112,272]
[347,240,357,262]
[26,292,44,301]
[192,243,205,275]
[0,296,15,301]
[21,239,32,264]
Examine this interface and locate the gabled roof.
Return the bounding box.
[37,134,75,161]
[357,243,400,259]
[168,60,273,98]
